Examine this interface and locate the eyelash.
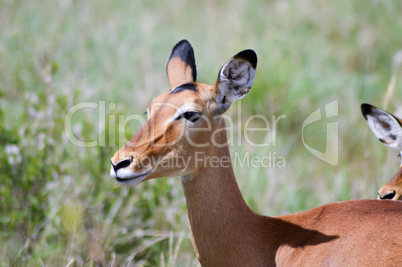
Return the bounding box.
[177,111,201,123]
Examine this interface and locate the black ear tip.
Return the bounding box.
[167,39,197,82]
[361,103,374,119]
[234,49,257,69]
[170,40,193,56]
[175,39,191,48]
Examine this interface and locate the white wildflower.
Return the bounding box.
[5,144,21,165]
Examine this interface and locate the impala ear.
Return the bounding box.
[361,103,402,149]
[166,40,197,89]
[214,49,257,114]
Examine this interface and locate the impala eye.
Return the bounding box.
[177,111,201,123]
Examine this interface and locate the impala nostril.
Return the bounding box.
[383,191,396,200]
[112,159,132,172]
[379,191,396,200]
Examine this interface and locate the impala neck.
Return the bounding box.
[181,119,270,265]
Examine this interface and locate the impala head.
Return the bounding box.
[361,103,402,200]
[110,40,257,186]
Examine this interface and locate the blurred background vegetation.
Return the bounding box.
[1,0,402,265]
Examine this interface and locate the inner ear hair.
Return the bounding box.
[214,49,257,114]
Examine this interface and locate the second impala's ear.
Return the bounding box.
[214,49,257,114]
[361,103,402,149]
[166,40,197,89]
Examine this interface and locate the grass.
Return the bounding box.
[1,0,402,265]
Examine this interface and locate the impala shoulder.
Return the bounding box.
[275,199,402,224]
[337,199,402,213]
[318,199,402,216]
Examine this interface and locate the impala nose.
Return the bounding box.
[111,158,132,173]
[378,190,396,200]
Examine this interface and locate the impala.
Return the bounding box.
[361,103,402,200]
[111,40,402,266]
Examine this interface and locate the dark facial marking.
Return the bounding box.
[170,83,197,94]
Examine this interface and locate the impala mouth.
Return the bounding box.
[113,170,152,187]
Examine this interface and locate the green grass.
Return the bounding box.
[1,0,402,265]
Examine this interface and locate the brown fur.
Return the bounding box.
[167,57,195,89]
